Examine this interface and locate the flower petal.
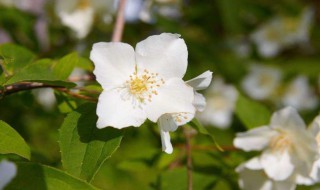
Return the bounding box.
[260,149,294,180]
[58,7,94,39]
[159,127,173,154]
[96,89,147,129]
[193,92,206,112]
[186,71,213,90]
[234,126,276,151]
[136,33,188,79]
[145,78,195,122]
[0,160,17,190]
[270,106,306,130]
[90,42,136,89]
[158,114,179,132]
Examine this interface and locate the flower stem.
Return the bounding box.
[112,0,127,42]
[184,127,193,190]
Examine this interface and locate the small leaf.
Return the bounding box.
[235,94,271,129]
[6,162,98,190]
[0,120,30,160]
[4,59,75,88]
[53,52,79,80]
[189,119,223,151]
[59,103,123,182]
[0,44,35,75]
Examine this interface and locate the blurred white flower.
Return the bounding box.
[305,115,320,184]
[0,29,12,44]
[236,157,296,190]
[197,77,238,129]
[0,0,46,14]
[234,107,318,181]
[91,34,195,139]
[139,0,181,23]
[251,7,314,58]
[281,76,318,111]
[56,0,114,39]
[241,64,281,100]
[0,160,17,190]
[32,88,57,111]
[158,71,212,153]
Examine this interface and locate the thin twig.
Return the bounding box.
[56,88,97,102]
[175,144,238,152]
[112,0,127,42]
[184,127,193,190]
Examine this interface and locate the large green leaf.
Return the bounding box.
[0,120,30,160]
[189,119,223,151]
[0,44,35,75]
[53,52,79,80]
[235,94,271,129]
[5,162,98,190]
[59,103,123,182]
[4,59,75,88]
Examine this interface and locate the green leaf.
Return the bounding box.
[53,52,79,80]
[235,94,271,129]
[6,162,98,190]
[59,103,123,182]
[0,44,35,75]
[189,119,223,151]
[160,168,216,190]
[4,59,75,88]
[0,120,30,160]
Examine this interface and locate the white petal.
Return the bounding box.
[234,126,276,151]
[96,89,147,129]
[260,150,294,180]
[136,33,188,79]
[0,160,17,190]
[90,42,136,89]
[186,71,213,90]
[273,178,296,190]
[270,106,306,130]
[59,7,94,39]
[158,114,179,132]
[159,128,173,154]
[236,162,270,190]
[193,92,206,112]
[244,157,263,170]
[145,78,195,122]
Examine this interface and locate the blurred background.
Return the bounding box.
[0,0,319,189]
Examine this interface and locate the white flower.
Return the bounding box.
[32,88,57,111]
[56,0,114,39]
[157,71,212,153]
[281,76,318,111]
[90,33,195,133]
[236,157,296,190]
[234,107,318,181]
[305,115,320,184]
[251,7,314,58]
[0,160,17,189]
[197,77,238,129]
[241,64,281,100]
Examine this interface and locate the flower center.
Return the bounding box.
[124,69,164,104]
[77,0,91,10]
[270,131,292,153]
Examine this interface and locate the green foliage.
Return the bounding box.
[6,162,98,190]
[190,119,223,151]
[59,103,123,183]
[0,44,35,76]
[4,59,75,87]
[53,52,79,80]
[0,120,30,160]
[235,94,271,129]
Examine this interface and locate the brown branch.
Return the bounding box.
[0,82,63,97]
[112,0,127,42]
[0,82,98,102]
[56,88,97,102]
[184,127,193,190]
